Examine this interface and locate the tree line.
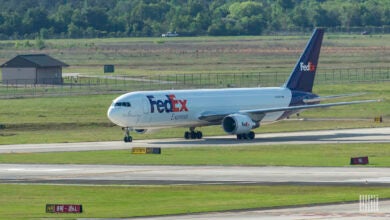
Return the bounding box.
[0,0,389,39]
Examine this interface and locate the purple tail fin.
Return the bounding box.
[283,28,324,93]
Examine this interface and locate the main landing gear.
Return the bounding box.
[123,127,132,143]
[236,131,255,140]
[184,127,203,139]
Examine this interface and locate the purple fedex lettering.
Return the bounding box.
[147,94,188,113]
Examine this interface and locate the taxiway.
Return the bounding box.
[0,127,389,153]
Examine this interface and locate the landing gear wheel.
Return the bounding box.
[124,136,132,143]
[184,131,190,139]
[190,131,197,139]
[196,131,203,139]
[184,128,203,140]
[236,134,242,140]
[248,131,255,140]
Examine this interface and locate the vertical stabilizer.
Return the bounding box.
[283,28,324,92]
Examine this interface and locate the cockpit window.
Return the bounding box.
[114,102,131,107]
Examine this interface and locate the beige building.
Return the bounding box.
[1,54,68,84]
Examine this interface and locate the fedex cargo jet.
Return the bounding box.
[107,29,378,142]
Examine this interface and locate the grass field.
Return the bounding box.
[0,143,389,167]
[1,34,389,76]
[1,184,389,219]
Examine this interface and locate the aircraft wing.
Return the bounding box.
[242,99,380,115]
[198,110,235,123]
[199,99,380,123]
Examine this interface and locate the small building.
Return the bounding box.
[1,54,69,84]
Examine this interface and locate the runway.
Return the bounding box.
[0,127,389,153]
[1,164,389,186]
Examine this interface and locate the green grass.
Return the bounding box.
[1,184,389,219]
[1,34,390,75]
[0,94,112,124]
[1,143,389,166]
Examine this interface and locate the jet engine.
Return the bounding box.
[222,114,258,134]
[134,129,147,134]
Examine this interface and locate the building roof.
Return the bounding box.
[0,54,69,68]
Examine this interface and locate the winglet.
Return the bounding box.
[283,28,324,93]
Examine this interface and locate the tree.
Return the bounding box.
[85,7,109,31]
[276,0,295,10]
[228,1,265,35]
[290,6,310,28]
[0,0,388,38]
[245,16,264,35]
[339,3,363,28]
[361,2,382,26]
[67,22,82,38]
[51,4,73,33]
[229,1,263,19]
[22,7,51,34]
[208,20,227,36]
[310,4,340,27]
[71,9,87,29]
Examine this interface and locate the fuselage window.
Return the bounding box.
[115,102,131,107]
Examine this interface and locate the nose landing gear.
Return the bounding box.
[123,127,133,143]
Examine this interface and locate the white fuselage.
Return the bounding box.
[107,87,292,129]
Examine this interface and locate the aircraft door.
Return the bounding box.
[143,98,149,114]
[141,97,151,125]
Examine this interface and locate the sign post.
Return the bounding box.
[131,147,161,154]
[46,204,83,213]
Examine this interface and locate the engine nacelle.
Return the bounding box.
[222,114,258,135]
[134,129,147,134]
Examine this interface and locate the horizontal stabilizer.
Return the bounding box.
[303,92,367,103]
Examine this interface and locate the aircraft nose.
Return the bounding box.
[107,106,120,125]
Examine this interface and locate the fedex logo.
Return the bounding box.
[300,62,316,72]
[147,94,188,113]
[242,122,251,127]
